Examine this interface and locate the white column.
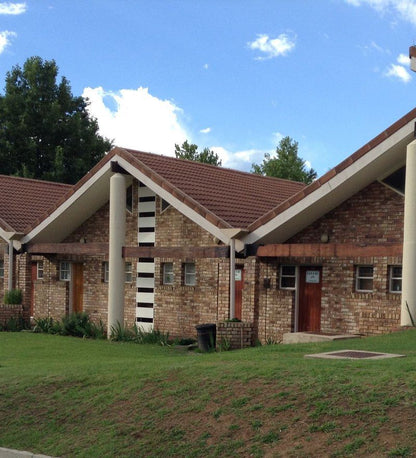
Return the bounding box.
[401,139,416,326]
[229,238,235,319]
[108,173,126,336]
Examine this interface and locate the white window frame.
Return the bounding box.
[280,265,297,290]
[59,261,71,281]
[0,260,4,278]
[356,265,374,292]
[184,262,196,286]
[389,266,402,294]
[162,262,174,285]
[37,261,44,280]
[103,262,109,283]
[125,262,133,283]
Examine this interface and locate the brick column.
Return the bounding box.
[108,173,126,336]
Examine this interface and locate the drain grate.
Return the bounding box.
[305,349,405,360]
[327,350,382,359]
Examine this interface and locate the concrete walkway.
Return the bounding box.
[0,447,52,458]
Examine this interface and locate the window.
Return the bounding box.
[103,261,133,283]
[356,266,373,292]
[59,261,71,281]
[162,262,174,285]
[0,260,4,278]
[125,262,133,283]
[103,262,109,283]
[184,262,196,286]
[280,265,296,290]
[37,261,44,280]
[389,266,402,293]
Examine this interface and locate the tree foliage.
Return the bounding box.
[251,136,317,184]
[174,140,222,166]
[0,56,112,184]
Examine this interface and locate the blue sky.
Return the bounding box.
[1,0,416,176]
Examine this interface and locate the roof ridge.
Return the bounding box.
[123,148,307,186]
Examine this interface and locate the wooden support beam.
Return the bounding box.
[257,243,403,258]
[123,245,230,259]
[27,242,109,256]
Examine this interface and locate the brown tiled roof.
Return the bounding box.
[248,106,416,232]
[122,148,306,228]
[0,175,72,233]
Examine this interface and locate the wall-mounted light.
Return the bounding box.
[320,233,329,243]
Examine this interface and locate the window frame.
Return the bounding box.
[184,262,196,286]
[59,261,71,282]
[125,261,133,283]
[355,265,374,292]
[103,262,109,283]
[0,259,4,279]
[389,265,402,294]
[279,265,297,290]
[37,261,44,280]
[162,262,174,285]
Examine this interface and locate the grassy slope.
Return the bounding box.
[1,331,416,457]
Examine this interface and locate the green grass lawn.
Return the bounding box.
[1,330,416,457]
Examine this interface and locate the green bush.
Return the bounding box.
[110,322,170,346]
[4,289,22,305]
[33,313,106,339]
[0,314,27,332]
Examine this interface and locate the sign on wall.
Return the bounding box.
[306,270,320,284]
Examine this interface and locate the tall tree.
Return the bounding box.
[0,56,112,184]
[251,136,317,184]
[174,140,222,166]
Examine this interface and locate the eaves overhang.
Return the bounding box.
[243,109,416,246]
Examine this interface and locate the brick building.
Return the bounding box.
[1,108,416,344]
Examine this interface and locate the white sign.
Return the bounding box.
[306,270,320,284]
[235,269,242,281]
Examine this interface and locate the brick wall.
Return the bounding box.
[217,321,255,350]
[256,182,404,341]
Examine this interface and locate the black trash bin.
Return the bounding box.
[195,323,216,352]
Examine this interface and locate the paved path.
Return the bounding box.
[0,448,52,458]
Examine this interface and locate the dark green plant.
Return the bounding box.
[33,313,106,339]
[1,314,27,331]
[110,323,170,346]
[4,289,22,305]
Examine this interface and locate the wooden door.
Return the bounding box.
[298,266,322,332]
[30,263,37,316]
[234,266,244,320]
[72,263,83,314]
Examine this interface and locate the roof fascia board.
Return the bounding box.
[244,120,413,245]
[21,161,112,244]
[116,156,233,245]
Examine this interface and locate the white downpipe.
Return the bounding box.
[402,139,416,326]
[108,173,126,336]
[8,240,13,291]
[229,238,235,319]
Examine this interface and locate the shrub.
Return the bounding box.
[4,289,22,305]
[0,314,27,332]
[34,313,106,339]
[110,323,170,346]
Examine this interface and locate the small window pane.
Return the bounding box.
[103,262,109,283]
[0,260,4,278]
[390,266,402,293]
[280,265,296,290]
[37,261,44,280]
[184,263,196,286]
[126,185,133,213]
[163,263,174,285]
[356,266,373,292]
[125,262,133,283]
[60,262,71,281]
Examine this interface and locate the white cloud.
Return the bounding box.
[272,131,284,145]
[397,53,410,64]
[0,2,26,14]
[384,63,411,82]
[82,86,188,155]
[203,63,209,70]
[344,0,416,26]
[200,127,211,134]
[248,33,296,60]
[0,30,16,54]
